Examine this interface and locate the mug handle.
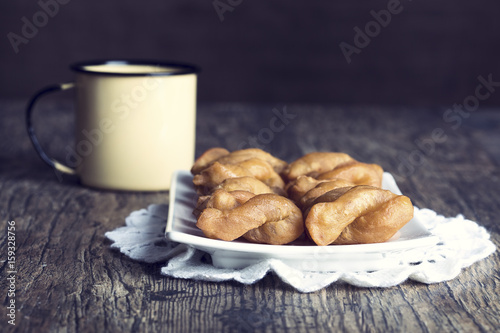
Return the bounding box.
[26,82,77,175]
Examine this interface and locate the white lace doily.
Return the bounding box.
[105,204,496,293]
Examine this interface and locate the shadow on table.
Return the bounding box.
[0,153,80,186]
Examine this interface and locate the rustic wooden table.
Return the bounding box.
[1,101,499,332]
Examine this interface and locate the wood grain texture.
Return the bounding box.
[0,101,499,332]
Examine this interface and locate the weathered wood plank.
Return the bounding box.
[0,101,498,332]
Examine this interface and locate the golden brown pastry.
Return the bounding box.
[285,176,324,203]
[194,189,255,217]
[191,147,413,247]
[214,148,288,174]
[193,159,285,195]
[191,147,230,175]
[212,176,275,195]
[304,185,413,246]
[286,175,353,204]
[191,147,287,175]
[193,177,275,217]
[298,179,356,209]
[197,193,304,245]
[281,152,355,181]
[236,158,285,190]
[193,162,249,194]
[316,162,384,188]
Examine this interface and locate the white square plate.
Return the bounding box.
[166,170,439,272]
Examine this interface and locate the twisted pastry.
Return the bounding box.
[191,148,412,247]
[212,176,275,195]
[297,179,356,209]
[195,189,255,217]
[193,159,285,195]
[214,148,288,174]
[197,192,304,245]
[191,147,287,175]
[190,147,230,175]
[281,152,355,181]
[304,185,413,246]
[286,175,353,204]
[316,162,383,188]
[193,177,275,217]
[285,176,324,203]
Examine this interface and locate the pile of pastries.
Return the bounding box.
[190,148,414,246]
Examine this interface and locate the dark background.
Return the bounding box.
[1,0,500,107]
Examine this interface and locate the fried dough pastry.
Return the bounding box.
[305,186,413,246]
[282,152,355,181]
[316,162,384,187]
[193,159,285,195]
[298,179,356,209]
[192,148,413,247]
[195,189,255,217]
[286,175,353,204]
[213,176,275,195]
[236,158,285,190]
[191,148,287,175]
[214,148,288,174]
[193,177,274,217]
[285,176,324,202]
[191,147,230,175]
[197,193,304,245]
[193,161,250,194]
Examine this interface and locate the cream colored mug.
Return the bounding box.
[26,60,199,191]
